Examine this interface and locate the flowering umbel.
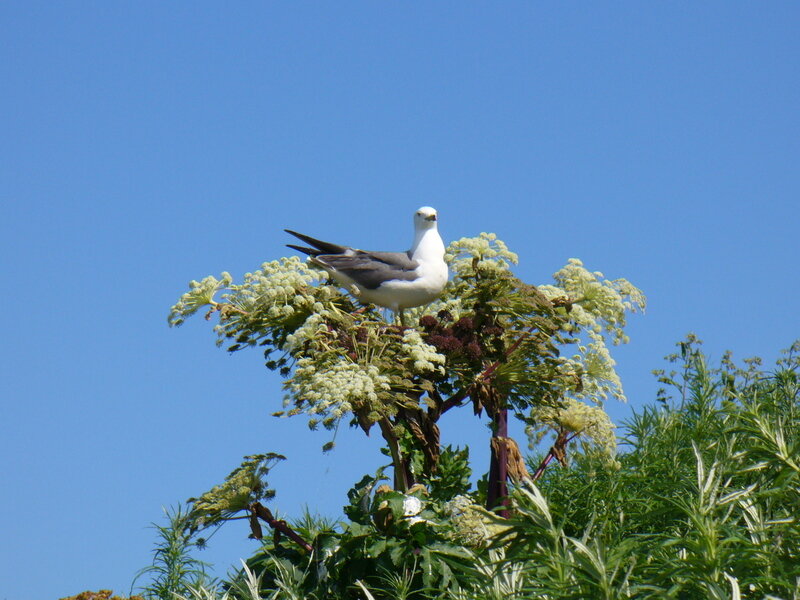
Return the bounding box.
[169,233,643,494]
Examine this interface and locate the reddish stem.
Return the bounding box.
[250,502,313,552]
[486,408,510,517]
[531,431,578,482]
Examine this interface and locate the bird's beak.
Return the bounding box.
[426,214,437,222]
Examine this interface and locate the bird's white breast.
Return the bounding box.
[366,228,448,310]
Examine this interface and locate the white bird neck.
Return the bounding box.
[411,226,444,259]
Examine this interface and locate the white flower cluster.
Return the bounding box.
[538,258,645,405]
[283,312,332,353]
[529,398,617,462]
[225,256,333,316]
[545,258,646,344]
[445,233,519,279]
[168,256,342,333]
[581,342,625,402]
[285,357,391,428]
[402,495,428,525]
[403,494,423,516]
[557,342,626,404]
[168,272,233,326]
[401,329,446,375]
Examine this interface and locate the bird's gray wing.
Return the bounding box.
[316,250,419,289]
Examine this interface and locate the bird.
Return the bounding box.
[285,206,449,324]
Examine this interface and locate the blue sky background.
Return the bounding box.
[1,3,798,599]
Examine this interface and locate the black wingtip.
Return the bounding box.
[286,244,319,256]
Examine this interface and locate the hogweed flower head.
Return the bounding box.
[168,272,233,327]
[537,258,645,406]
[529,398,618,466]
[445,233,519,279]
[401,329,446,375]
[285,357,391,429]
[548,258,645,344]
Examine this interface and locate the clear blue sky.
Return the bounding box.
[1,3,798,599]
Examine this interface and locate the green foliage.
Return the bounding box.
[174,563,263,600]
[232,469,485,600]
[164,338,800,599]
[422,445,472,502]
[132,505,211,600]
[525,336,800,598]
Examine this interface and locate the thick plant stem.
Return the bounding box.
[378,418,412,492]
[487,407,510,517]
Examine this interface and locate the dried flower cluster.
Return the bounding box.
[418,312,502,365]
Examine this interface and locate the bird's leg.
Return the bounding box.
[397,309,407,327]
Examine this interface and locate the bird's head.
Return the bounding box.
[414,206,439,230]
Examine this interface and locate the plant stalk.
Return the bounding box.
[378,417,412,492]
[487,406,510,517]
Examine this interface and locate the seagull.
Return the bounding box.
[285,206,448,324]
